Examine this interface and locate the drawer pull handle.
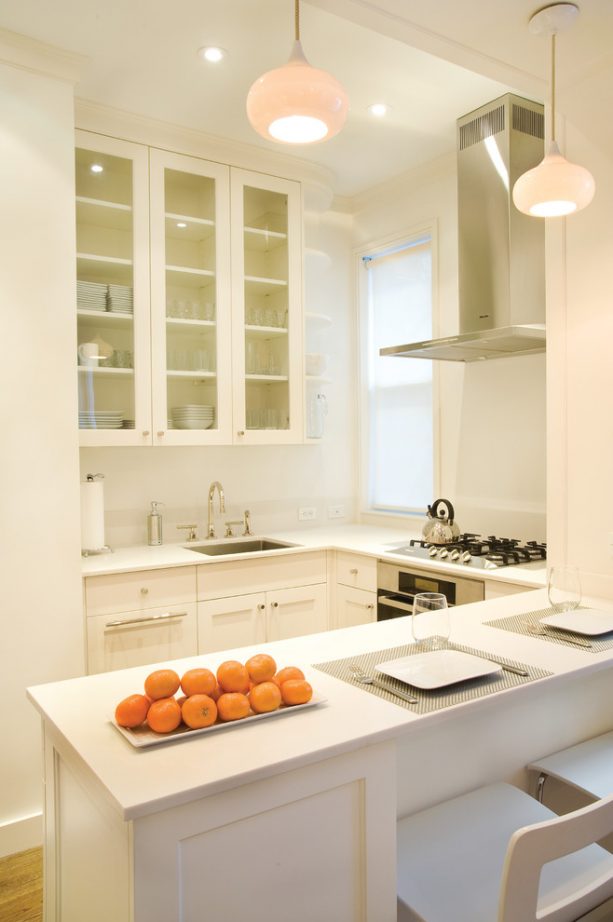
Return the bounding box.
[105,611,188,628]
[350,568,358,575]
[140,587,149,595]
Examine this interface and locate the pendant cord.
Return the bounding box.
[551,32,556,143]
[295,0,300,41]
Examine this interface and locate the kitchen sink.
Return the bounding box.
[184,538,299,556]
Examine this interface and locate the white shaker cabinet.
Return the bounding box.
[76,131,305,446]
[334,552,378,629]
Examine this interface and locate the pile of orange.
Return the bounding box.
[114,653,313,735]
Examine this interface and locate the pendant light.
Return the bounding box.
[512,2,595,217]
[246,0,349,145]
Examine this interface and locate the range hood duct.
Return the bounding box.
[381,94,546,362]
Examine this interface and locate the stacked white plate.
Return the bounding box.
[77,280,107,312]
[171,405,214,430]
[79,409,124,430]
[108,284,133,314]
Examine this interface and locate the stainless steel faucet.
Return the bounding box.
[207,481,226,538]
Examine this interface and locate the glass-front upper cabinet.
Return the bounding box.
[75,131,151,445]
[149,151,232,445]
[230,169,303,444]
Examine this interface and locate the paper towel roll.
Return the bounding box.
[80,478,106,551]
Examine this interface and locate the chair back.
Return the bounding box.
[500,792,613,921]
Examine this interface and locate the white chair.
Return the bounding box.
[397,782,613,922]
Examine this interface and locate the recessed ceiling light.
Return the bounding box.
[368,103,390,118]
[176,222,188,229]
[198,46,226,63]
[90,163,104,174]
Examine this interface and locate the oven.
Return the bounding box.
[377,560,484,621]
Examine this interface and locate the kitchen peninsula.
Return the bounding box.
[28,588,613,922]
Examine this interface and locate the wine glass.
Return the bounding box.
[412,592,450,650]
[547,566,581,612]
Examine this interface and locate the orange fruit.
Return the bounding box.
[181,694,218,729]
[115,693,150,728]
[144,668,181,701]
[249,681,282,714]
[217,660,250,693]
[180,667,217,697]
[272,666,305,687]
[245,653,277,684]
[217,692,250,722]
[209,683,222,702]
[280,679,313,706]
[147,697,182,733]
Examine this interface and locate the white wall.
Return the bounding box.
[0,49,84,855]
[352,153,547,541]
[80,204,356,548]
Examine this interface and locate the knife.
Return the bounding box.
[369,676,419,704]
[482,657,529,677]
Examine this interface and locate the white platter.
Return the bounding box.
[541,608,613,636]
[375,649,502,690]
[111,694,326,749]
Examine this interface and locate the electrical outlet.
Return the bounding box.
[298,507,317,521]
[328,504,345,519]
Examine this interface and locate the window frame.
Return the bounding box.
[355,221,441,524]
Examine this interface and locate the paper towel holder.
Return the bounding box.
[81,473,113,557]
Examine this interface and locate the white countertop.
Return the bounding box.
[27,588,613,821]
[81,524,547,588]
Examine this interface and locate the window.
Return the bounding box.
[358,231,435,515]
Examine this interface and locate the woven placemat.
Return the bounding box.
[312,643,551,715]
[484,607,613,652]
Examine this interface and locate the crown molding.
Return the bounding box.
[75,98,336,208]
[0,28,84,84]
[352,150,456,212]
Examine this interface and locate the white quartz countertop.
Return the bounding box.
[81,524,546,588]
[28,589,613,821]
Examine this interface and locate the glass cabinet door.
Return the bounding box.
[75,132,151,445]
[150,151,231,445]
[230,170,303,444]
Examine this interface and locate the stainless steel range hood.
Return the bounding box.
[381,94,546,363]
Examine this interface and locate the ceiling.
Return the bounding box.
[1,0,610,197]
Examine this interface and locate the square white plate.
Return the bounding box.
[541,609,613,636]
[375,649,502,690]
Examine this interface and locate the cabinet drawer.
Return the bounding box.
[336,552,377,593]
[336,586,377,629]
[86,602,198,674]
[197,551,326,601]
[85,566,197,617]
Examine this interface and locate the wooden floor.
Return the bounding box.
[0,847,42,922]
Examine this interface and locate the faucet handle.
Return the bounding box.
[177,524,198,542]
[224,519,243,538]
[243,509,253,537]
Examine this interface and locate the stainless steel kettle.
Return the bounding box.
[422,498,461,545]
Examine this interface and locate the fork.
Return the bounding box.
[522,620,592,649]
[348,663,418,703]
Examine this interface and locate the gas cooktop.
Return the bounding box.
[388,534,547,570]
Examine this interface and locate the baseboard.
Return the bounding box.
[0,812,42,858]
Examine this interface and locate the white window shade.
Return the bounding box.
[365,239,433,512]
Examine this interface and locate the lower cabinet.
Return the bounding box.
[86,602,198,674]
[336,585,377,629]
[198,584,328,654]
[483,580,531,601]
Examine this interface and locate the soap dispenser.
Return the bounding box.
[147,501,164,546]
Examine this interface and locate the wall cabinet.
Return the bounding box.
[197,584,328,654]
[76,131,304,446]
[334,552,377,629]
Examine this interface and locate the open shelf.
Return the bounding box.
[165,213,215,241]
[167,370,216,379]
[77,308,133,328]
[245,324,287,338]
[245,374,289,383]
[244,226,287,251]
[166,318,215,330]
[77,253,133,284]
[77,196,132,230]
[77,365,133,376]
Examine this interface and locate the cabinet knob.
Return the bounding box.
[271,601,279,608]
[257,603,265,611]
[142,430,150,437]
[367,603,374,610]
[157,430,165,437]
[237,430,245,437]
[350,568,358,575]
[140,587,149,595]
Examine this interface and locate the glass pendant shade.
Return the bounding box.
[513,140,596,217]
[247,40,349,144]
